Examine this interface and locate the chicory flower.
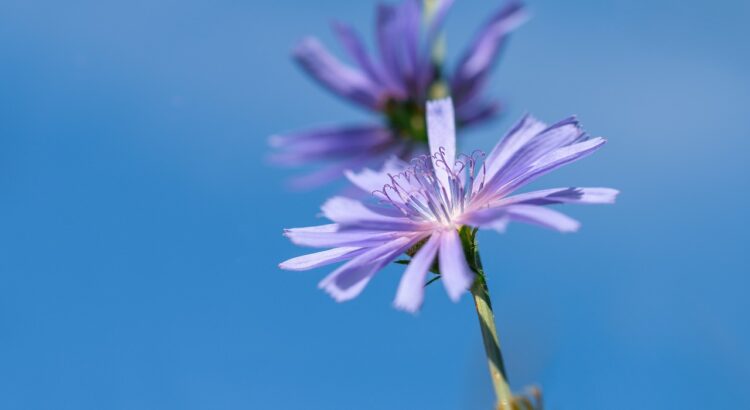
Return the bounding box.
[280,98,617,312]
[270,0,528,187]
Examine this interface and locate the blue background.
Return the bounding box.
[1,1,748,409]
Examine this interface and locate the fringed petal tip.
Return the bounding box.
[318,274,368,303]
[267,134,284,148]
[496,0,531,29]
[291,36,319,57]
[545,115,580,130]
[318,281,350,302]
[558,220,581,233]
[393,298,421,314]
[279,247,364,272]
[582,187,619,204]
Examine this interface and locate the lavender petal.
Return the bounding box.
[462,204,580,233]
[484,114,548,183]
[438,229,475,302]
[318,236,418,302]
[495,137,607,197]
[451,1,528,104]
[279,246,366,271]
[321,196,427,231]
[393,234,441,313]
[331,21,399,95]
[427,98,457,188]
[496,187,620,206]
[294,37,385,110]
[284,224,403,248]
[269,125,393,164]
[376,4,407,94]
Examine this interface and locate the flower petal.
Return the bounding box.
[269,125,393,164]
[497,117,586,178]
[294,37,384,110]
[463,204,580,233]
[496,187,620,206]
[497,137,607,197]
[393,234,441,313]
[438,229,475,302]
[427,98,457,189]
[321,196,426,231]
[330,22,392,91]
[400,0,421,82]
[284,224,403,248]
[504,205,580,232]
[484,114,548,183]
[376,4,407,94]
[279,246,366,271]
[451,2,527,103]
[319,236,419,302]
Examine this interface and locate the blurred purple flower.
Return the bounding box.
[270,0,528,188]
[280,99,618,312]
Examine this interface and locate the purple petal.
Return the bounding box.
[294,37,385,110]
[498,117,586,176]
[331,21,401,96]
[486,216,511,233]
[400,0,421,82]
[284,224,404,248]
[321,196,427,231]
[319,236,419,302]
[502,204,580,232]
[463,204,580,233]
[438,229,475,302]
[497,187,620,206]
[279,246,366,271]
[451,2,528,103]
[269,125,393,164]
[426,98,457,187]
[484,114,548,183]
[496,137,607,197]
[376,4,407,94]
[393,234,441,313]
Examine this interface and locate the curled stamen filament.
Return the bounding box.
[373,149,487,225]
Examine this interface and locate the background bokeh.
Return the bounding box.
[1,1,748,409]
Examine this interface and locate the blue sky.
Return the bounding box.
[1,1,749,409]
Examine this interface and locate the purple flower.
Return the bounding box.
[270,0,528,188]
[280,98,618,312]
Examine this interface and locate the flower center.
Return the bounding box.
[384,98,428,144]
[374,149,487,227]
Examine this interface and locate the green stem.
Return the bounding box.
[471,278,513,410]
[461,227,513,410]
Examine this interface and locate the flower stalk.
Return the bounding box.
[459,227,512,409]
[461,226,544,410]
[471,278,513,409]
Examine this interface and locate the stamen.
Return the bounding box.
[371,148,487,226]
